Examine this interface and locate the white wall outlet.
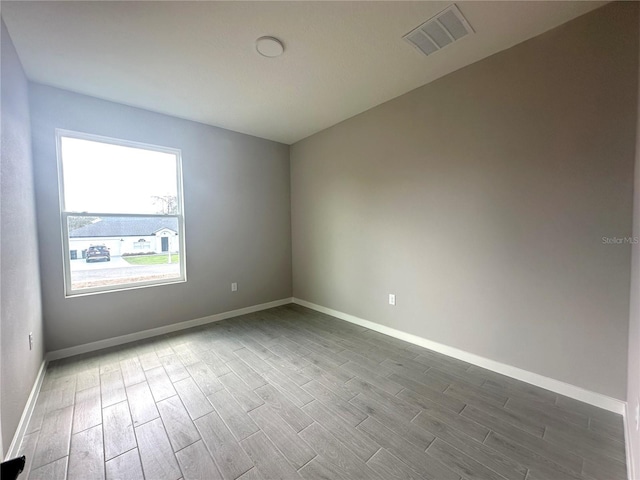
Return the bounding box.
[635,398,639,431]
[231,282,238,292]
[389,294,396,306]
[29,332,34,350]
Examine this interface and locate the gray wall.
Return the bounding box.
[627,6,640,476]
[1,20,45,455]
[30,85,292,352]
[291,2,637,400]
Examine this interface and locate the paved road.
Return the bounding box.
[70,256,180,286]
[70,256,131,271]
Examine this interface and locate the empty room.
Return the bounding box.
[1,1,639,479]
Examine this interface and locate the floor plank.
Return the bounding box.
[301,380,366,427]
[68,424,105,480]
[138,351,162,371]
[472,409,583,472]
[301,399,379,462]
[426,438,505,480]
[207,388,261,440]
[101,370,127,408]
[366,448,427,480]
[175,440,223,480]
[156,395,201,452]
[390,373,465,413]
[357,417,459,480]
[543,425,626,464]
[248,404,316,469]
[227,358,268,390]
[185,362,224,396]
[160,354,190,383]
[255,384,314,433]
[103,401,136,461]
[583,455,627,480]
[233,347,272,373]
[236,468,263,480]
[105,449,145,480]
[398,388,489,442]
[412,410,526,480]
[135,418,182,480]
[299,422,385,480]
[29,456,69,480]
[350,393,434,450]
[218,371,265,412]
[17,431,39,478]
[261,367,314,407]
[346,377,420,421]
[240,431,302,480]
[73,385,102,434]
[483,432,582,480]
[43,379,76,413]
[174,377,214,420]
[120,358,146,387]
[77,368,100,392]
[194,410,254,480]
[32,405,74,469]
[126,382,160,427]
[145,366,177,402]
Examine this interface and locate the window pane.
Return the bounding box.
[68,215,182,291]
[60,136,178,214]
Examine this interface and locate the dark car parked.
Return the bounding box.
[86,245,111,263]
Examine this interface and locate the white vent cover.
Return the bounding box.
[403,4,473,57]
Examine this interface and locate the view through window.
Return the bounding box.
[57,131,186,295]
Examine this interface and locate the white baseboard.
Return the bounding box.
[5,360,47,460]
[47,297,293,361]
[624,404,637,480]
[293,297,626,415]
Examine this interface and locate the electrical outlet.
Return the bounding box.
[29,332,34,351]
[635,399,639,431]
[389,294,396,306]
[231,282,238,292]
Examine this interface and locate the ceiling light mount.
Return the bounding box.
[256,36,284,58]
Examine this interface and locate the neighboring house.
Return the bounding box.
[69,216,179,258]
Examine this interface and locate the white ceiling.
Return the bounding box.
[2,1,607,145]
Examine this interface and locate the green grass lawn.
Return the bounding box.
[123,254,179,265]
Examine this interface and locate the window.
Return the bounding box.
[57,130,186,296]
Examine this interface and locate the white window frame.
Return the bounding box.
[56,129,187,297]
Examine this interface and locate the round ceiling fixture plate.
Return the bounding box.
[256,36,284,58]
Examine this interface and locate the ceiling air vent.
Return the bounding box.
[404,4,473,57]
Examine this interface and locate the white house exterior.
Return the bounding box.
[69,217,179,259]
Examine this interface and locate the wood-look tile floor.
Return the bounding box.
[18,304,627,480]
